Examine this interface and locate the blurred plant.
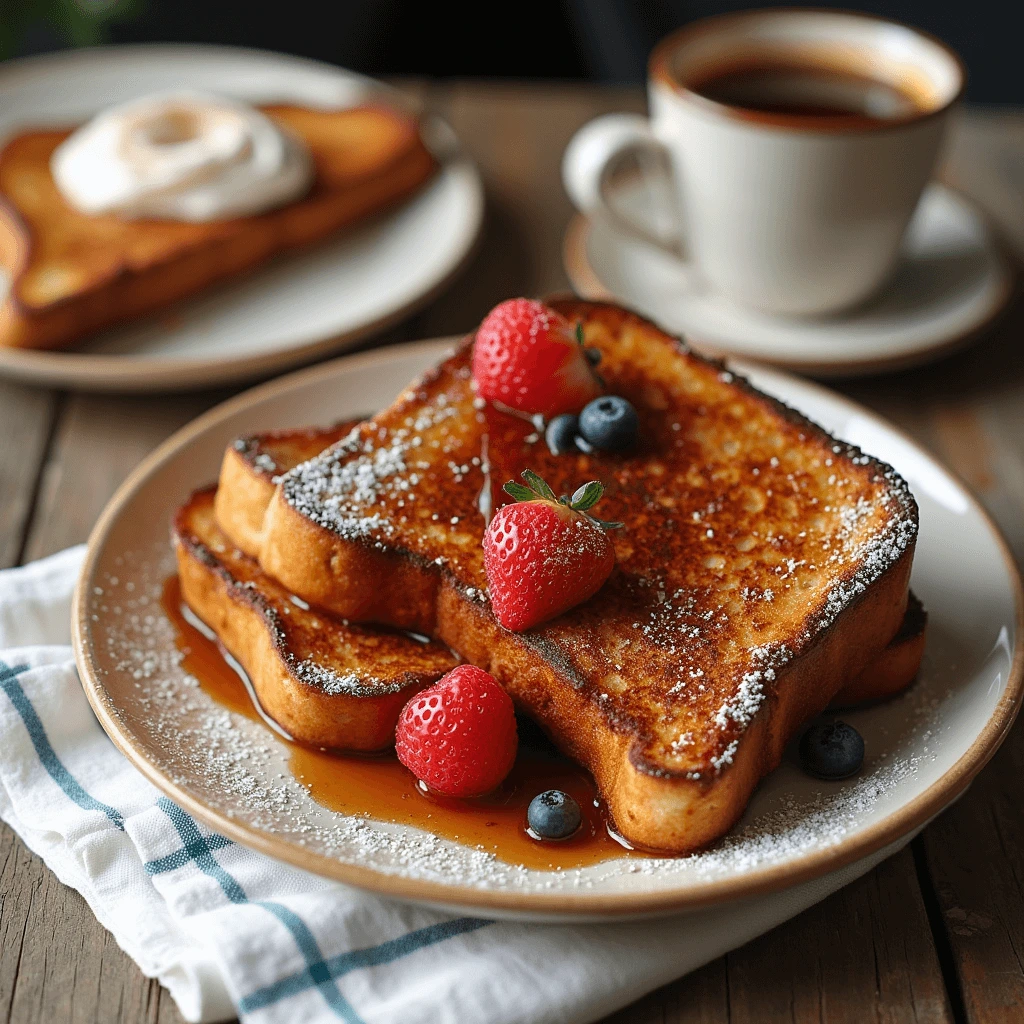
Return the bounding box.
[0,0,145,59]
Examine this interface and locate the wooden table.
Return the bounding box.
[1,80,1023,1024]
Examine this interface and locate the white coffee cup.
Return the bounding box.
[562,10,964,317]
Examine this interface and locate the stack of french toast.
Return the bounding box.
[173,298,924,855]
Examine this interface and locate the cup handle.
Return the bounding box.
[562,113,684,259]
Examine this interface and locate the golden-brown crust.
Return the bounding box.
[0,104,437,351]
[254,300,920,853]
[832,591,926,707]
[174,486,456,751]
[219,418,927,712]
[215,421,359,557]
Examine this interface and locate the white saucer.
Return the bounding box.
[74,339,1023,921]
[564,182,1013,377]
[0,46,484,393]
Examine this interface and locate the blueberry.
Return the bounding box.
[578,396,639,453]
[527,789,582,839]
[546,414,579,456]
[799,720,864,780]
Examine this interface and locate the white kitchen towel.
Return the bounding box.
[0,547,909,1024]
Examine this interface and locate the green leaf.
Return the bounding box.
[520,469,555,501]
[570,480,604,511]
[588,516,625,531]
[575,322,585,346]
[503,481,536,503]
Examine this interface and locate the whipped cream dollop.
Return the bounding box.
[51,92,314,222]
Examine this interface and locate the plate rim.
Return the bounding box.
[0,44,484,393]
[563,184,1016,379]
[72,337,1024,917]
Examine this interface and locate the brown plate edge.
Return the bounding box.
[71,337,1024,919]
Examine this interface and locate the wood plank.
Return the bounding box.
[20,391,225,562]
[1,830,183,1024]
[606,848,952,1024]
[727,848,952,1024]
[602,960,727,1024]
[920,740,1024,1024]
[0,382,57,570]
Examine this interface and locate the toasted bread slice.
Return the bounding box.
[832,591,926,707]
[0,104,436,351]
[173,487,457,751]
[220,421,927,709]
[256,300,918,853]
[216,421,360,558]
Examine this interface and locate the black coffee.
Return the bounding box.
[691,61,925,127]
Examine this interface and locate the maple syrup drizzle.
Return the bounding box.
[161,576,649,870]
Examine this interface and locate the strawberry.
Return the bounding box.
[483,470,622,631]
[395,665,518,797]
[472,298,602,418]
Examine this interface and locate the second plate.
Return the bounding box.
[0,45,483,392]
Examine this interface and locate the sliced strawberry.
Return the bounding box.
[472,298,602,418]
[483,470,621,631]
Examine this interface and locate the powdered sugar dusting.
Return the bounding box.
[264,346,920,780]
[281,401,461,547]
[85,543,948,895]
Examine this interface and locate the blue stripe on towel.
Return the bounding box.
[150,797,491,1021]
[154,797,248,903]
[152,797,360,1020]
[237,918,491,1015]
[0,660,124,829]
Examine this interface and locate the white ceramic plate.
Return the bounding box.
[0,46,483,392]
[564,182,1013,377]
[73,339,1023,921]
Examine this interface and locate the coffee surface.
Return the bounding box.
[690,61,925,127]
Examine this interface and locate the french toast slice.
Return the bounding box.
[0,104,436,351]
[255,300,918,853]
[832,591,926,707]
[215,421,359,558]
[173,487,457,751]
[219,421,927,707]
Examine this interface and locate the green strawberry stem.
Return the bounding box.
[574,321,605,385]
[502,470,624,530]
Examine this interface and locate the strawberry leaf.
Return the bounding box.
[575,321,585,346]
[588,515,624,530]
[503,481,537,502]
[570,480,604,511]
[520,469,556,501]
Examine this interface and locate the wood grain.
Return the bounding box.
[0,832,183,1024]
[20,392,225,562]
[0,383,56,570]
[605,848,952,1024]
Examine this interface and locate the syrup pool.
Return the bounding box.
[161,576,648,870]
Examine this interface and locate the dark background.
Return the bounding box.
[5,0,1023,103]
